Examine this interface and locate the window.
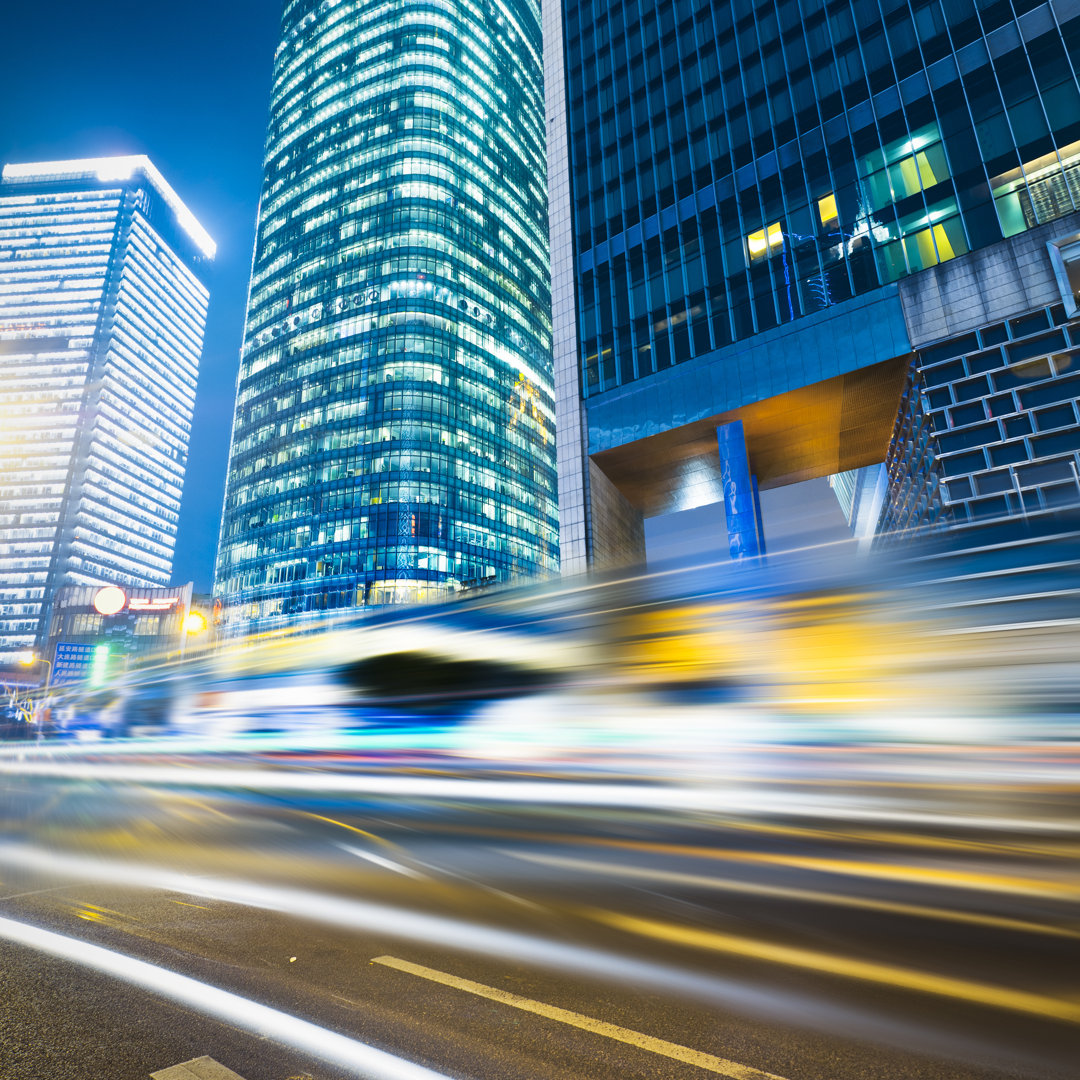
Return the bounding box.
[817,193,838,227]
[991,140,1080,238]
[747,222,784,263]
[861,124,950,212]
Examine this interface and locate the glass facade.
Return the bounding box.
[0,157,213,668]
[215,0,558,629]
[560,0,1080,397]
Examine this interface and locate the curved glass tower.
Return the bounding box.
[216,0,557,627]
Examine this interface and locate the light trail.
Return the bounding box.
[0,914,454,1080]
[1,758,1077,833]
[503,851,1080,938]
[520,836,1080,899]
[0,842,959,1040]
[586,910,1080,1024]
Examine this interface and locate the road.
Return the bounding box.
[0,736,1077,1080]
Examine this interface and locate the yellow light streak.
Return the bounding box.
[587,911,1080,1024]
[506,851,1079,940]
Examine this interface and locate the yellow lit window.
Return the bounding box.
[747,222,784,263]
[817,193,838,228]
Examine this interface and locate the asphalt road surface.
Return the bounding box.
[0,738,1076,1080]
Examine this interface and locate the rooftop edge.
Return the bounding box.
[1,155,216,260]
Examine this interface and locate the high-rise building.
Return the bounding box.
[0,156,214,670]
[215,0,559,630]
[544,0,1080,568]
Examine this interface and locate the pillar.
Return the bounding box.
[716,420,766,560]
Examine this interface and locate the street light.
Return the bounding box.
[18,651,51,684]
[16,652,51,736]
[183,611,208,636]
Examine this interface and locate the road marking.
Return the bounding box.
[503,849,1080,939]
[371,955,789,1079]
[586,910,1080,1024]
[0,914,453,1080]
[151,1056,248,1080]
[298,811,399,850]
[338,843,427,879]
[407,854,543,910]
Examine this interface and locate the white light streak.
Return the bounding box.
[0,759,1075,831]
[0,913,451,1080]
[0,843,866,1028]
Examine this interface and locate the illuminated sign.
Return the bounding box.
[52,642,97,686]
[89,644,111,688]
[93,586,127,615]
[128,595,181,612]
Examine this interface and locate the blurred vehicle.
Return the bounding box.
[40,514,1079,749]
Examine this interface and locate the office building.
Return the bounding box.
[215,0,558,630]
[0,156,213,671]
[544,0,1080,567]
[45,582,196,686]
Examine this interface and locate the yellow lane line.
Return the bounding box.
[170,900,210,910]
[81,902,137,920]
[586,911,1080,1024]
[296,811,398,850]
[505,850,1080,939]
[372,955,788,1079]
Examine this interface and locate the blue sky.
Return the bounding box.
[0,1,279,591]
[1,2,849,588]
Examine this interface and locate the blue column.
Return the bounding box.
[717,420,766,560]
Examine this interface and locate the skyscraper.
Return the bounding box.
[0,156,214,669]
[545,0,1080,567]
[215,0,558,629]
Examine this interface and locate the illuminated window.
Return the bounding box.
[746,222,784,263]
[862,125,949,212]
[817,194,838,228]
[991,140,1080,239]
[878,214,968,280]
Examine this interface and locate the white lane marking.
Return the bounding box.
[372,955,788,1080]
[406,855,543,911]
[338,843,427,879]
[0,915,450,1080]
[151,1056,248,1080]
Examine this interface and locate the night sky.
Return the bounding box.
[1,2,849,590]
[1,1,280,591]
